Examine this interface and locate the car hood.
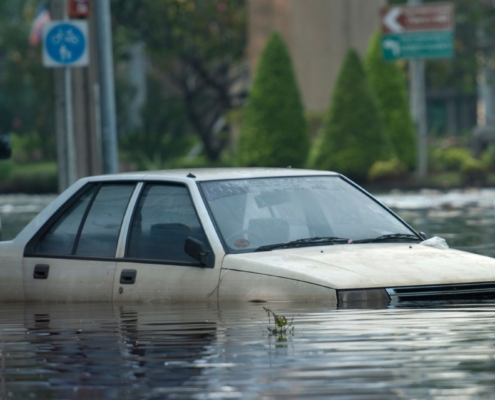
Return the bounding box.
[221,243,495,289]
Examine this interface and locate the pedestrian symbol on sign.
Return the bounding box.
[43,21,89,68]
[60,45,72,61]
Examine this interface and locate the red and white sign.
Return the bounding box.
[381,3,453,34]
[69,0,90,18]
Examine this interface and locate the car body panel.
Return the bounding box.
[217,268,337,302]
[22,257,116,302]
[0,241,25,302]
[221,243,495,290]
[112,260,222,303]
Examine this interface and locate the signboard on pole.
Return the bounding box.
[69,0,91,18]
[42,21,89,67]
[380,3,453,60]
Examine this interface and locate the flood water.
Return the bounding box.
[1,191,495,399]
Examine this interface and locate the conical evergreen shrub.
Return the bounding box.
[310,48,393,181]
[365,31,417,170]
[237,32,308,167]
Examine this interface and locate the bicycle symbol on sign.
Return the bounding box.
[51,28,80,45]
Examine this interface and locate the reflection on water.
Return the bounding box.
[2,303,495,398]
[2,192,495,398]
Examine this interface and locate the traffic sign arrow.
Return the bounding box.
[381,4,453,34]
[383,7,403,33]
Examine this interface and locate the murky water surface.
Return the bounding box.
[1,191,495,399]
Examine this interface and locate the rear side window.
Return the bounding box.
[126,184,209,263]
[30,183,135,258]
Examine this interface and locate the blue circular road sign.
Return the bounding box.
[45,23,86,65]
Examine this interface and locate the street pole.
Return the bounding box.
[64,66,78,185]
[94,0,118,174]
[408,0,428,179]
[50,0,77,190]
[51,0,67,192]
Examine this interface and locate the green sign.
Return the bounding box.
[381,31,453,60]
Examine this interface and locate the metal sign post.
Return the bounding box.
[43,20,89,186]
[94,0,119,175]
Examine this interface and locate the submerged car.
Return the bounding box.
[2,168,495,306]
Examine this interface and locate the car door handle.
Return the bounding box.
[33,264,50,279]
[120,269,137,284]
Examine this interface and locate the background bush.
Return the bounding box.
[429,147,472,172]
[368,158,407,182]
[310,48,393,181]
[237,32,308,167]
[481,145,495,171]
[460,157,487,186]
[365,31,417,171]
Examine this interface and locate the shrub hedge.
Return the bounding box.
[310,48,393,181]
[237,32,308,167]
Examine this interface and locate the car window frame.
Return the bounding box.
[121,181,215,268]
[24,182,137,260]
[198,174,420,254]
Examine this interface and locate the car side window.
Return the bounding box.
[33,185,97,255]
[75,184,136,257]
[31,183,135,258]
[126,184,209,263]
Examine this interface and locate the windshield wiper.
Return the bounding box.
[254,236,350,252]
[353,233,420,244]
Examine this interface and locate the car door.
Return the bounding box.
[23,182,137,302]
[113,182,220,303]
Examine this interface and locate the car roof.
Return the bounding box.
[85,168,339,183]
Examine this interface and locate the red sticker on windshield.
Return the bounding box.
[233,238,250,248]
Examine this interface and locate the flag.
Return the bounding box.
[29,1,51,46]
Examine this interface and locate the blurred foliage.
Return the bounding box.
[429,146,472,172]
[11,131,48,164]
[368,158,408,182]
[365,31,417,170]
[0,161,57,193]
[119,75,196,170]
[306,112,325,139]
[481,145,495,171]
[112,0,247,162]
[0,160,13,180]
[460,156,487,186]
[237,33,308,168]
[310,48,393,182]
[0,0,55,160]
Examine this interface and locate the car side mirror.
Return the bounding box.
[419,231,427,240]
[184,237,214,268]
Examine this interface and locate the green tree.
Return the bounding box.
[0,0,55,160]
[237,32,308,167]
[112,0,247,162]
[310,48,392,181]
[365,31,416,170]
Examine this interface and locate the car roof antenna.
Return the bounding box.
[187,172,196,178]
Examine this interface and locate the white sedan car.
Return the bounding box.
[2,168,495,306]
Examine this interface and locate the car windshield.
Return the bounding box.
[200,176,416,253]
